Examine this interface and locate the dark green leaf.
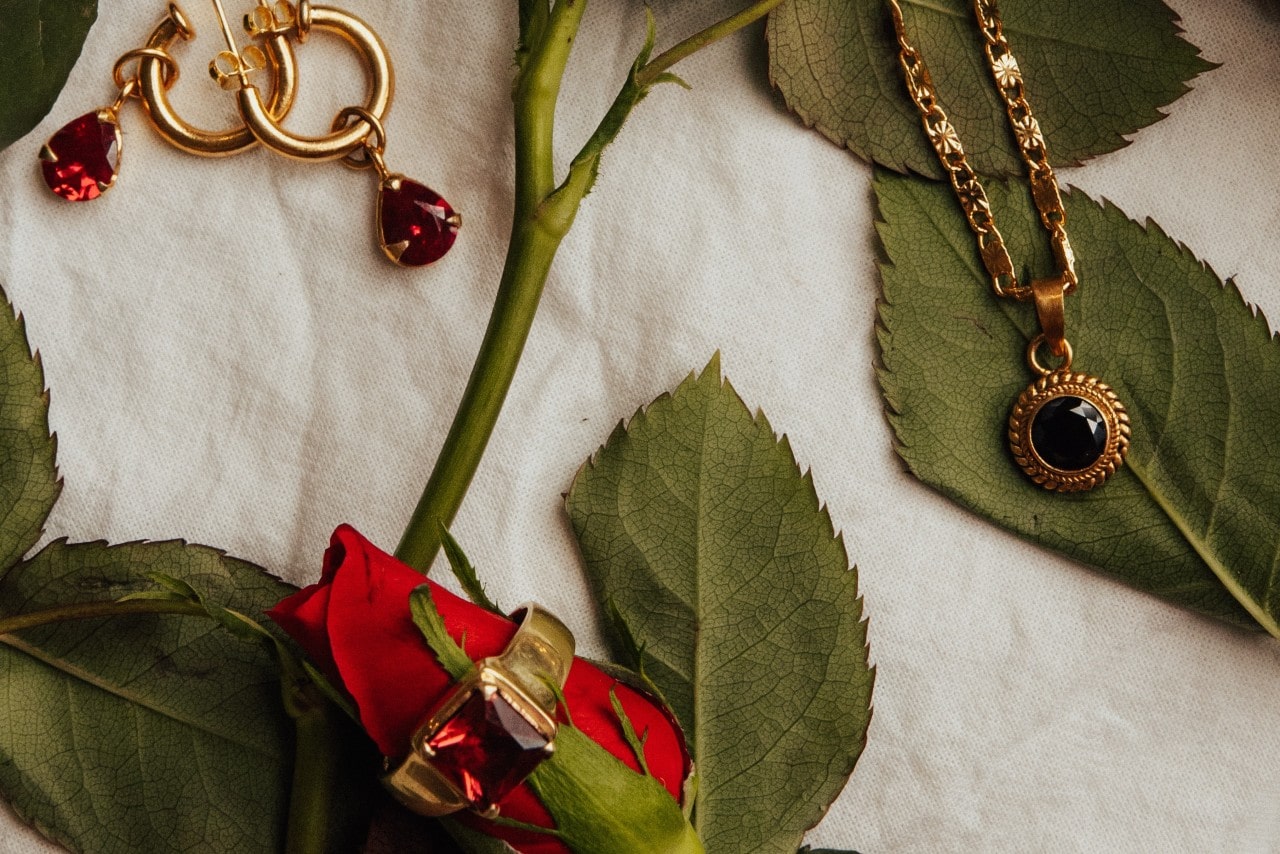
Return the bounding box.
[874,169,1280,632]
[567,356,874,854]
[409,584,474,680]
[0,0,98,151]
[0,539,296,852]
[766,0,1212,178]
[0,289,60,573]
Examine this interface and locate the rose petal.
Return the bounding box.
[324,525,516,755]
[266,576,337,679]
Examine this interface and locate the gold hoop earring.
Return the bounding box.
[139,3,298,156]
[208,0,459,267]
[37,3,299,201]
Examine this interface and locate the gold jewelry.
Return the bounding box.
[208,0,461,267]
[888,0,1130,492]
[141,3,297,156]
[382,603,575,819]
[38,3,297,201]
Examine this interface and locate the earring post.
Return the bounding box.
[208,0,250,85]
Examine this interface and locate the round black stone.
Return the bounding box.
[1030,395,1108,471]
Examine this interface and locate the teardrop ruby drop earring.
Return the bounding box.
[39,109,123,201]
[37,48,168,201]
[336,107,460,267]
[211,0,460,267]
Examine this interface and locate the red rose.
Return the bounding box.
[267,525,691,854]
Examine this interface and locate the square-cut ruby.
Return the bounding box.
[426,687,551,811]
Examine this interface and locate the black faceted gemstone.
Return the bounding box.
[1030,395,1108,471]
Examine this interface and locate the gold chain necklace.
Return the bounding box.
[888,0,1130,492]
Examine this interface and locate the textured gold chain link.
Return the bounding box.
[888,0,1076,301]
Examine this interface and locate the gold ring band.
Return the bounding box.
[383,603,575,818]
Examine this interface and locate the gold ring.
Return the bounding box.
[136,3,298,157]
[113,47,180,90]
[331,105,387,172]
[383,603,575,818]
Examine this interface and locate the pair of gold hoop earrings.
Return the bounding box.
[38,0,459,268]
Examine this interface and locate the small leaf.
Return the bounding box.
[596,602,671,712]
[440,525,502,614]
[874,169,1280,632]
[567,356,874,854]
[0,0,98,151]
[766,0,1212,178]
[409,584,474,680]
[609,688,651,777]
[0,289,60,574]
[653,72,691,91]
[0,539,296,853]
[140,570,201,601]
[603,599,645,673]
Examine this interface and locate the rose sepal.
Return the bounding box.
[511,725,705,854]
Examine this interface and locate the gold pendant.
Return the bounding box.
[1008,359,1130,493]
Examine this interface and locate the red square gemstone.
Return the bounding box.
[426,687,551,811]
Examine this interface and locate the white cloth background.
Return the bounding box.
[1,1,1279,851]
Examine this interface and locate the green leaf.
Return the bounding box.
[874,169,1280,632]
[526,726,704,854]
[566,356,874,854]
[0,0,98,151]
[0,290,60,573]
[0,539,297,852]
[766,0,1212,178]
[440,526,502,614]
[409,584,475,680]
[609,688,651,776]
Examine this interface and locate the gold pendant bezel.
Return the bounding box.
[1008,370,1130,492]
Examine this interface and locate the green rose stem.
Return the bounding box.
[280,680,364,854]
[0,598,207,633]
[395,0,785,571]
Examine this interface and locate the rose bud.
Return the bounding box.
[267,525,699,854]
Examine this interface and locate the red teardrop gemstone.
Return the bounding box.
[378,176,459,267]
[425,688,550,811]
[39,111,121,202]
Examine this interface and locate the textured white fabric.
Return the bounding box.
[1,1,1279,851]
